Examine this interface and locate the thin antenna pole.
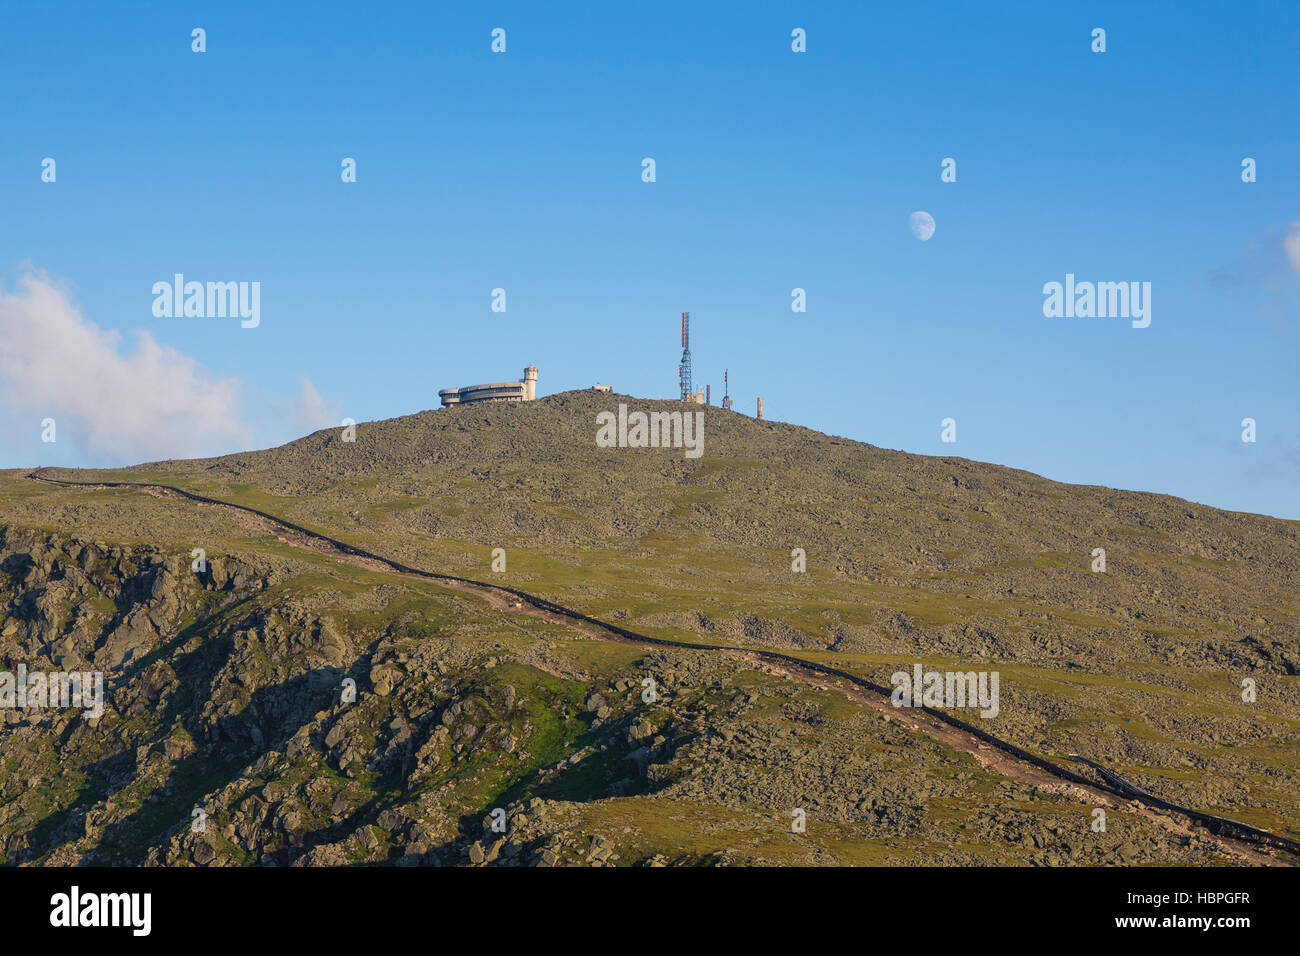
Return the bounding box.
[678,312,693,401]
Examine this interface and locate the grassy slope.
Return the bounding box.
[7,388,1299,840]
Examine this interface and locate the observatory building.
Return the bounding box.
[439,366,538,407]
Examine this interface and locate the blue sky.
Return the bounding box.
[1,1,1297,517]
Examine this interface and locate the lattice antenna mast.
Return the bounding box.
[678,312,693,401]
[722,369,734,411]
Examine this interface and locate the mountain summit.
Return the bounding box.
[1,391,1296,865]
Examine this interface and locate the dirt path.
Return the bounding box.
[26,472,1291,865]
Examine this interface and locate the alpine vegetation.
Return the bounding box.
[596,403,704,459]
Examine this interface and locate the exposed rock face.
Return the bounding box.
[0,529,262,672]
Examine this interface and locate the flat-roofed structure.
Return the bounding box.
[439,366,538,407]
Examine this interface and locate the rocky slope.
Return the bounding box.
[0,527,1237,866]
[2,390,1296,864]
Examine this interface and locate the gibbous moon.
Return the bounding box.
[909,210,936,241]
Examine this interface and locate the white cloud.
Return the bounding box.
[1284,217,1300,275]
[291,376,343,435]
[0,271,251,463]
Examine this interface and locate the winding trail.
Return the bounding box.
[25,469,1299,864]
